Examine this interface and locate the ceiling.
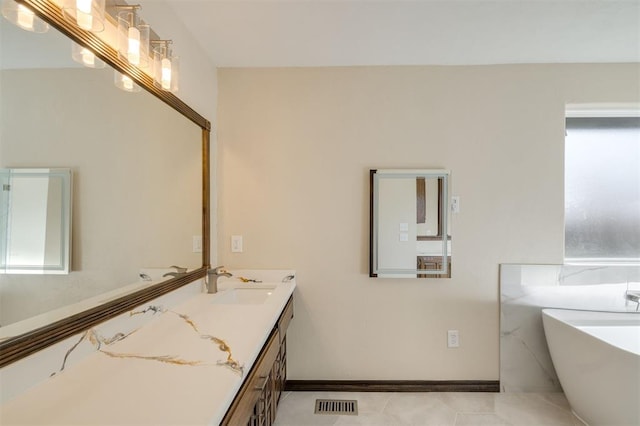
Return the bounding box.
[165,0,640,68]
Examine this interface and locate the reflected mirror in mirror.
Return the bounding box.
[1,168,72,274]
[370,169,451,278]
[0,16,202,332]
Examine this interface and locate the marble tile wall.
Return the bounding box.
[499,264,640,392]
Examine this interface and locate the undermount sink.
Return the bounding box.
[212,286,277,305]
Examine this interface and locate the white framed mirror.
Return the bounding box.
[370,169,451,278]
[0,168,72,274]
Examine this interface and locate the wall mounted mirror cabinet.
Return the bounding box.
[370,169,451,278]
[0,168,72,274]
[0,0,210,367]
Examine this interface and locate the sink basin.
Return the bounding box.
[212,286,276,305]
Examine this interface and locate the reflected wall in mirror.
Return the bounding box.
[1,168,72,275]
[0,14,203,333]
[370,169,451,278]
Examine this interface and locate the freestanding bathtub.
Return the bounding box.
[542,309,640,426]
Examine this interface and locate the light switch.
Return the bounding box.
[399,222,409,231]
[231,235,243,253]
[399,232,409,242]
[451,196,460,214]
[192,235,203,253]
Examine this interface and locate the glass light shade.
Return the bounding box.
[117,10,149,68]
[153,44,179,93]
[168,55,179,93]
[61,0,105,33]
[71,42,105,68]
[1,0,49,33]
[114,71,140,93]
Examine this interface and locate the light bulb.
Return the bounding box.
[16,4,34,30]
[161,57,171,90]
[114,71,139,92]
[3,0,49,33]
[127,26,140,65]
[123,75,134,91]
[81,48,95,66]
[76,0,93,30]
[72,42,104,68]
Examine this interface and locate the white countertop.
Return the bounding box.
[0,275,296,425]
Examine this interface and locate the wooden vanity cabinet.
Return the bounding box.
[275,297,293,404]
[222,297,294,426]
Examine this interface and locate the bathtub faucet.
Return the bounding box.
[624,290,640,311]
[206,266,232,294]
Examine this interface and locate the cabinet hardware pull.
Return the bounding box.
[254,375,269,391]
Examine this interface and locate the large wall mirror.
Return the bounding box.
[370,169,451,278]
[0,0,210,367]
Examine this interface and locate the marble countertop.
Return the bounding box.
[0,274,296,425]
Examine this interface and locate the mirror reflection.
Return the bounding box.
[0,17,202,330]
[0,168,72,274]
[370,169,451,278]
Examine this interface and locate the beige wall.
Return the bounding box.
[0,68,202,326]
[217,64,640,380]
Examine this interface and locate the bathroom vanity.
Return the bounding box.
[223,296,293,425]
[0,273,296,425]
[0,3,297,424]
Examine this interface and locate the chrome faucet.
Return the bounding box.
[207,266,232,294]
[162,265,188,278]
[624,290,640,311]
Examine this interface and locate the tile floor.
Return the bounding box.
[273,391,584,426]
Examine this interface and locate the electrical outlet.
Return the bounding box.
[447,330,460,348]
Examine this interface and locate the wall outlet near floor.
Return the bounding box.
[447,330,460,348]
[231,235,243,253]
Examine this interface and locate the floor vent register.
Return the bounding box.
[314,399,358,415]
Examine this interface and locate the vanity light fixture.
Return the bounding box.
[1,0,49,32]
[151,40,179,93]
[115,5,149,68]
[71,41,105,68]
[62,0,105,33]
[114,70,140,93]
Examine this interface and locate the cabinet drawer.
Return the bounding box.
[222,328,280,425]
[277,297,294,342]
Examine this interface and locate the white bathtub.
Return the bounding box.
[542,309,640,426]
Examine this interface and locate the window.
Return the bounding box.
[565,115,640,263]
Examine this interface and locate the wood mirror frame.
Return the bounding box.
[0,0,211,367]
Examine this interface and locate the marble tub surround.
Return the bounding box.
[500,264,640,393]
[0,270,296,425]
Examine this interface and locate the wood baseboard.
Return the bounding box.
[284,380,500,393]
